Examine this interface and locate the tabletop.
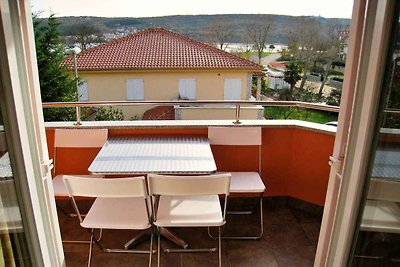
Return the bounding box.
[89,136,217,175]
[372,147,400,180]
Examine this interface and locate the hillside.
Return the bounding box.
[55,14,350,44]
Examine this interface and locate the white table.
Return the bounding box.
[372,147,400,180]
[89,136,217,175]
[89,136,217,249]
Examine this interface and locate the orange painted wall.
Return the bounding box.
[46,126,334,206]
[288,129,334,205]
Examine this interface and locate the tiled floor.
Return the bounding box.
[59,198,322,267]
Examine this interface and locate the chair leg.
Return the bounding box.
[218,226,222,267]
[208,196,264,240]
[57,203,77,218]
[87,229,94,267]
[149,229,153,267]
[58,199,94,245]
[157,227,161,267]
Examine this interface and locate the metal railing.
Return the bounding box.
[42,100,340,125]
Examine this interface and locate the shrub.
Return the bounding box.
[332,60,346,67]
[329,70,344,76]
[95,107,124,121]
[332,77,344,82]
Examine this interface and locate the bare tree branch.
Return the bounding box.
[207,18,234,50]
[246,16,273,64]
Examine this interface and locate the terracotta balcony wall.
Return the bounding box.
[45,120,336,206]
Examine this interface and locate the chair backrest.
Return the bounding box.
[147,173,231,196]
[63,176,147,198]
[208,127,261,146]
[53,129,108,175]
[54,129,108,148]
[208,127,262,173]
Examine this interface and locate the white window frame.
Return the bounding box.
[224,78,242,100]
[0,0,64,266]
[315,0,396,266]
[78,80,89,101]
[178,78,196,100]
[126,79,144,101]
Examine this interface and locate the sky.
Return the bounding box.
[31,0,353,19]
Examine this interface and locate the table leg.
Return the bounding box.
[159,227,189,249]
[124,228,152,250]
[124,227,188,250]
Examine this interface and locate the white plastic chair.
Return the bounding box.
[52,128,107,244]
[63,175,154,267]
[208,127,266,239]
[52,129,107,215]
[147,173,231,267]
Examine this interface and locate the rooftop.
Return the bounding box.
[62,28,262,71]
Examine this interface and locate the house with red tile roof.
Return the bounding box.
[63,28,263,120]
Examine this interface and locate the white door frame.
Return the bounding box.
[0,0,64,266]
[314,0,396,265]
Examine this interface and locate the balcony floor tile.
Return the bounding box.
[60,198,322,267]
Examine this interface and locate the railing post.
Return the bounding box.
[74,106,81,125]
[233,104,241,124]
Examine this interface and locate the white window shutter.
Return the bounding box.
[224,78,242,100]
[78,81,88,101]
[126,79,144,100]
[178,79,196,100]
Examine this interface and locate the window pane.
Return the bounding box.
[126,79,144,100]
[178,79,196,100]
[224,78,241,100]
[0,105,32,266]
[350,4,400,266]
[78,81,89,101]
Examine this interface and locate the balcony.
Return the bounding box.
[46,111,336,266]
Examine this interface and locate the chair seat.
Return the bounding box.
[361,199,400,234]
[229,172,265,193]
[155,195,225,227]
[81,197,151,230]
[53,175,104,197]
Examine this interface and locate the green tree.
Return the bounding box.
[286,17,322,90]
[317,21,344,97]
[95,107,124,121]
[284,61,303,100]
[34,14,77,121]
[269,44,275,51]
[326,88,342,106]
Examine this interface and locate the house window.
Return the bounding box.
[178,79,196,100]
[126,79,144,100]
[224,78,242,100]
[78,80,89,101]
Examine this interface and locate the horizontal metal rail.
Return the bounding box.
[42,100,340,125]
[384,108,400,114]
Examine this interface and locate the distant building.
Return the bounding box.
[267,71,290,90]
[63,28,263,120]
[266,62,290,90]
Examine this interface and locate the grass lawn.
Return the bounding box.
[264,107,338,124]
[234,51,272,60]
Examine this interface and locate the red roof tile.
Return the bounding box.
[62,28,261,71]
[269,62,287,68]
[143,106,175,120]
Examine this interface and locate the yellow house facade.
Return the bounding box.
[64,28,263,120]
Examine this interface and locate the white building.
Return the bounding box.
[267,71,290,90]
